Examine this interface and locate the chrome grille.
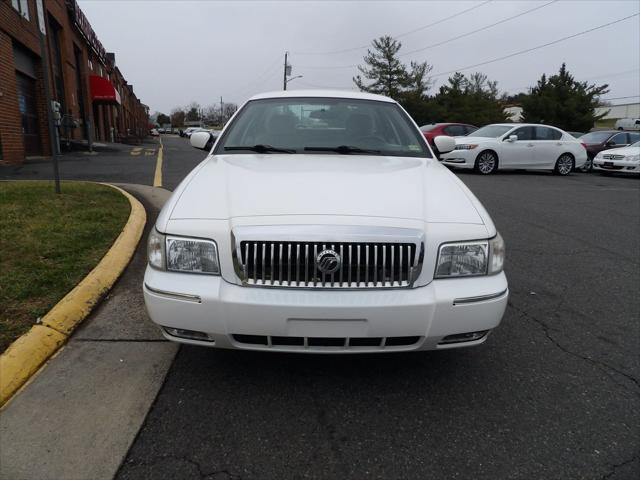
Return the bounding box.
[236,240,422,288]
[603,154,624,160]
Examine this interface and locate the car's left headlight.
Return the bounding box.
[147,228,220,275]
[628,154,639,162]
[454,144,478,150]
[435,233,504,278]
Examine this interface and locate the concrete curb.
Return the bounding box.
[0,183,147,406]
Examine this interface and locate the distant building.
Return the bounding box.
[0,0,149,164]
[595,102,639,120]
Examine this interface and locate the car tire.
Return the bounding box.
[554,154,574,176]
[580,156,593,173]
[474,151,498,175]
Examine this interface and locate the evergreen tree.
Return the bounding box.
[521,64,609,131]
[353,36,433,102]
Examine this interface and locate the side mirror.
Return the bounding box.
[433,135,456,154]
[190,131,212,151]
[505,135,517,142]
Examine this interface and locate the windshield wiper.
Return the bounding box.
[224,144,295,153]
[304,145,381,154]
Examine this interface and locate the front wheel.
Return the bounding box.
[474,151,498,175]
[554,154,574,176]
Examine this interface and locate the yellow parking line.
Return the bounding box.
[153,138,163,187]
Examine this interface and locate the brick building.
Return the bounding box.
[0,0,149,164]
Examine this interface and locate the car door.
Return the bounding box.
[500,126,534,167]
[531,126,564,168]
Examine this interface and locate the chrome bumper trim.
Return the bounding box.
[144,284,202,303]
[453,289,508,305]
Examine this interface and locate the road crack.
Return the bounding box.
[600,453,640,479]
[509,299,640,396]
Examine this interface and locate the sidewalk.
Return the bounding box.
[0,184,176,480]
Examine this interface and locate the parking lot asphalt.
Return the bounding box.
[116,159,638,478]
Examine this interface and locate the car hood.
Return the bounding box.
[597,145,640,156]
[164,154,485,225]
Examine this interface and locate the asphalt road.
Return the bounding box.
[3,137,638,479]
[0,135,206,191]
[121,143,637,479]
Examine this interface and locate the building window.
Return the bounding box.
[88,58,93,71]
[11,0,30,20]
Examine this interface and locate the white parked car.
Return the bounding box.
[144,90,508,353]
[615,118,640,131]
[440,123,588,175]
[593,141,640,174]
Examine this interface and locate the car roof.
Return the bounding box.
[249,89,396,103]
[488,123,563,129]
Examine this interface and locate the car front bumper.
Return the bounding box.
[143,267,508,353]
[593,158,639,173]
[440,150,476,169]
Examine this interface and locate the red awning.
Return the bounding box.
[89,75,121,105]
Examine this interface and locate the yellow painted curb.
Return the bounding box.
[0,183,147,406]
[153,137,163,187]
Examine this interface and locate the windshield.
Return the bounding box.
[580,131,612,144]
[631,141,640,148]
[471,125,513,138]
[215,97,430,157]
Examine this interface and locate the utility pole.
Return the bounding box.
[220,96,223,125]
[283,51,288,91]
[36,0,61,194]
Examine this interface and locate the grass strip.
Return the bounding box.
[0,181,130,352]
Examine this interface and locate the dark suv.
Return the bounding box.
[579,130,640,171]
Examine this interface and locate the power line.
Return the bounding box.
[290,0,492,56]
[399,0,558,58]
[429,13,640,79]
[602,95,640,101]
[296,0,559,70]
[503,68,640,93]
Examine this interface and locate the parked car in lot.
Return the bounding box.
[440,123,587,175]
[567,131,585,138]
[615,118,640,131]
[593,140,640,175]
[144,90,508,353]
[183,127,204,138]
[579,130,640,172]
[157,128,165,134]
[150,128,159,137]
[420,123,477,155]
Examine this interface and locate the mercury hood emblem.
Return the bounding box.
[316,249,341,274]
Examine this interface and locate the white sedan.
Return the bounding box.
[593,141,640,175]
[440,123,587,175]
[143,90,508,353]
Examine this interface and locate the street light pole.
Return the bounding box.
[285,75,303,88]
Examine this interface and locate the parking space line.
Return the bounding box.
[153,138,163,187]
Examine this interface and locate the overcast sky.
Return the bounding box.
[77,0,640,114]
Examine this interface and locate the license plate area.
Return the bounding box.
[286,318,368,337]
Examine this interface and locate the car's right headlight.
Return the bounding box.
[147,229,220,275]
[435,233,504,278]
